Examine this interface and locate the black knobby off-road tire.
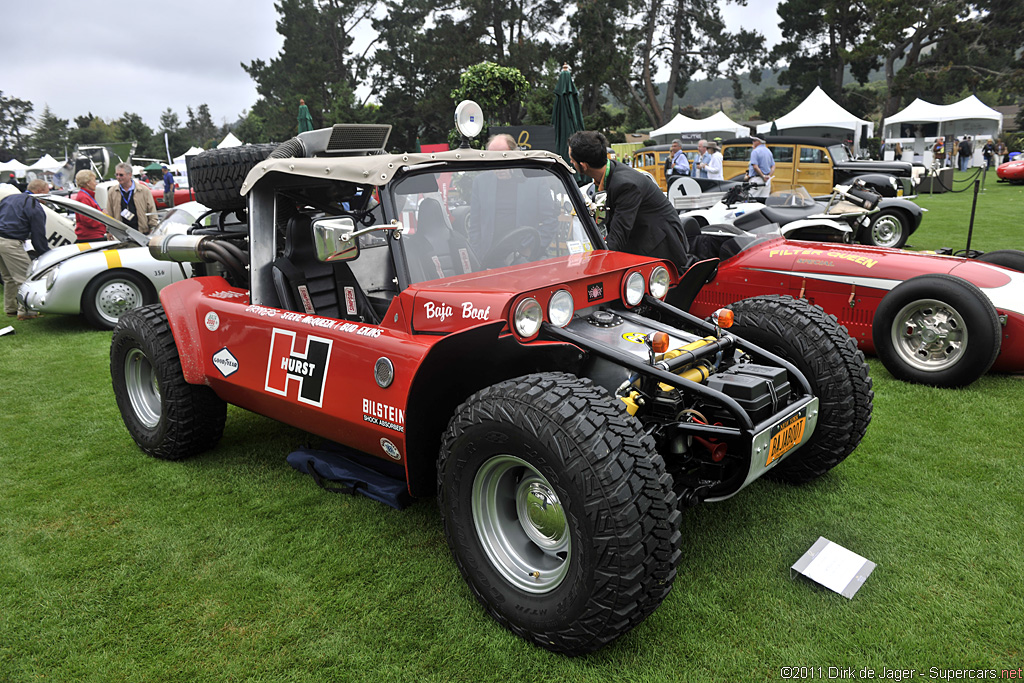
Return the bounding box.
[871,274,1000,388]
[438,372,682,656]
[111,304,226,460]
[187,143,278,211]
[728,295,873,484]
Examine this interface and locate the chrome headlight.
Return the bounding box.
[623,271,645,306]
[649,266,670,300]
[548,289,574,328]
[45,264,61,291]
[513,297,543,337]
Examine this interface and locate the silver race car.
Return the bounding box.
[18,197,210,329]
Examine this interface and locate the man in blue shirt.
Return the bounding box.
[746,136,775,198]
[162,166,176,208]
[667,139,690,177]
[0,179,50,319]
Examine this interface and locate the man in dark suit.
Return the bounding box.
[568,130,694,273]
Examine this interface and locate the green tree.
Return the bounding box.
[118,112,159,158]
[242,0,378,141]
[0,91,33,160]
[233,109,267,144]
[186,104,217,148]
[450,62,530,128]
[69,116,117,147]
[772,0,879,108]
[620,0,765,128]
[28,105,69,159]
[566,0,632,118]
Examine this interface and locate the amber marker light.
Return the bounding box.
[651,331,670,353]
[712,308,734,328]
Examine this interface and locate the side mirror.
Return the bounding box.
[312,216,360,262]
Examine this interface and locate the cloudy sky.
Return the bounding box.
[7,1,781,131]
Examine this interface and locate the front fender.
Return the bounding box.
[403,321,585,497]
[160,276,235,385]
[877,197,925,230]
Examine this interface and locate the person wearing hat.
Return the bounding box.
[162,165,176,208]
[705,140,724,180]
[746,135,775,197]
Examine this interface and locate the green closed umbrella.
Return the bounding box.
[552,65,585,173]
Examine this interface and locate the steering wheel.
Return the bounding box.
[484,227,542,268]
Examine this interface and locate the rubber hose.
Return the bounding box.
[270,137,306,159]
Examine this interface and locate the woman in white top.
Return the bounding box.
[705,141,724,180]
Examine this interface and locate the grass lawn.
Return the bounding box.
[1,175,1022,681]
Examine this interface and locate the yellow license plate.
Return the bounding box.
[766,410,807,466]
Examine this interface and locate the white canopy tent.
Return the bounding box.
[27,154,64,171]
[697,111,750,140]
[757,86,874,152]
[172,146,205,166]
[650,111,750,143]
[882,95,1001,142]
[0,159,29,178]
[217,132,243,148]
[649,113,699,142]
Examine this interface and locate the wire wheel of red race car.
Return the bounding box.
[862,208,909,249]
[872,274,1001,388]
[728,295,873,484]
[438,372,681,656]
[111,304,227,460]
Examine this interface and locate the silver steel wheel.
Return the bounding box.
[870,214,904,248]
[94,278,145,326]
[890,298,967,373]
[123,347,161,429]
[472,455,571,593]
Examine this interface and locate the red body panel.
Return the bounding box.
[691,236,1024,372]
[160,250,677,468]
[152,186,197,209]
[996,159,1024,182]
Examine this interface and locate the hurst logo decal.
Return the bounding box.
[265,329,333,407]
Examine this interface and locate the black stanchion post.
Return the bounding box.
[966,180,980,253]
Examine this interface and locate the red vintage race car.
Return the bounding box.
[688,224,1024,387]
[996,157,1024,183]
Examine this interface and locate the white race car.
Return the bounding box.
[18,198,211,329]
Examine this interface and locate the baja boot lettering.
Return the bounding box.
[424,301,454,322]
[265,329,333,407]
[461,302,491,320]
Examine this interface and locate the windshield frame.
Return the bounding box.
[382,159,601,290]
